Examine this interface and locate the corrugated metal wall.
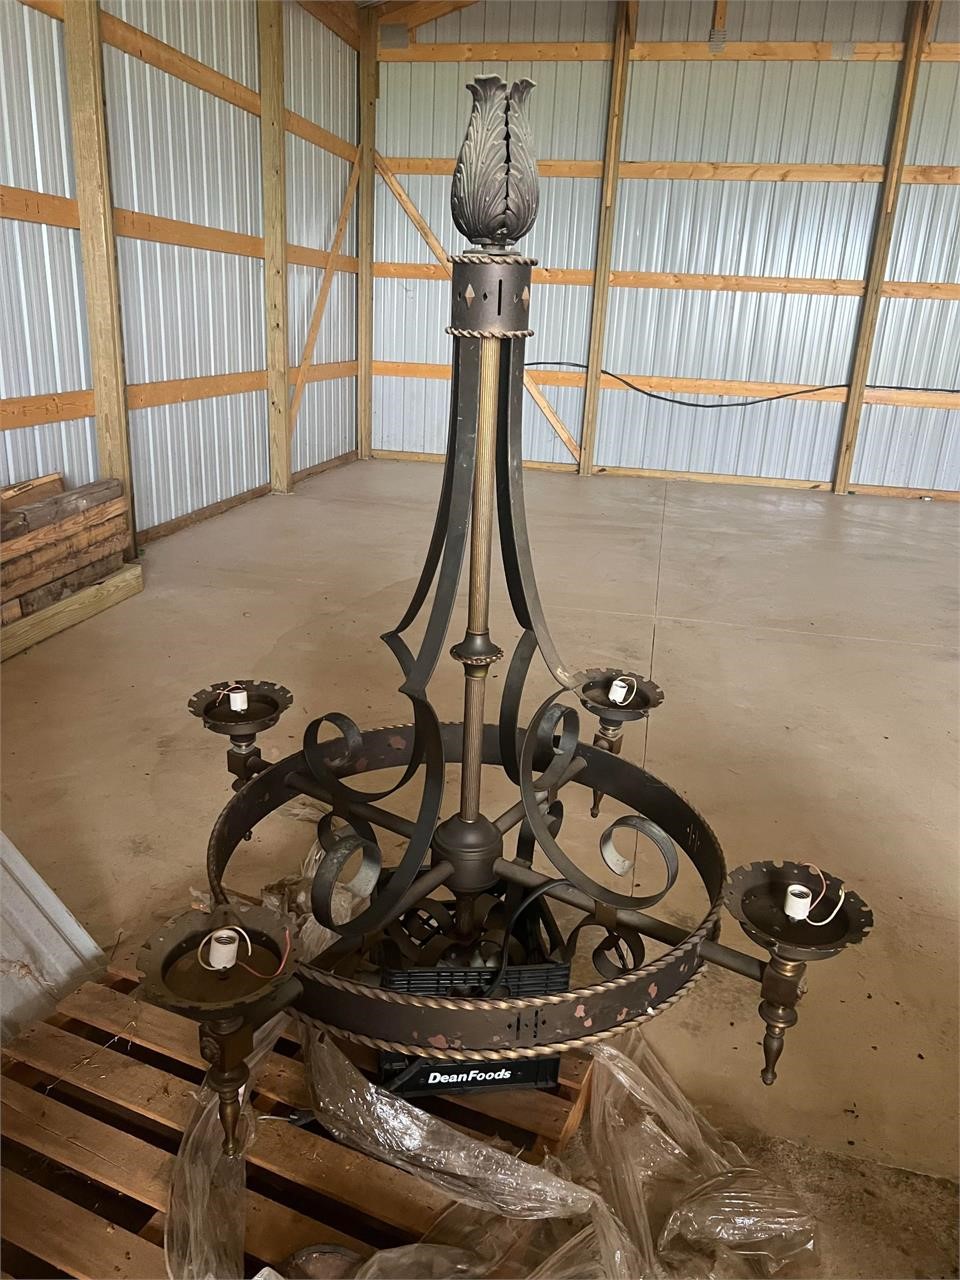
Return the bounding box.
[372,0,958,493]
[598,1,899,482]
[2,0,358,532]
[285,1,358,473]
[852,61,960,489]
[0,0,98,489]
[101,0,268,530]
[373,0,616,464]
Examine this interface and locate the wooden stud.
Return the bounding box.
[357,158,960,182]
[285,110,359,162]
[290,157,362,433]
[358,9,378,460]
[258,0,291,494]
[594,466,832,490]
[0,563,143,660]
[372,38,960,62]
[579,2,631,476]
[63,0,135,551]
[834,2,930,496]
[625,1,638,46]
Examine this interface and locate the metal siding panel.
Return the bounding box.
[932,1,960,41]
[1,834,102,1045]
[851,405,960,489]
[603,286,860,384]
[116,239,265,384]
[284,1,358,142]
[906,65,960,165]
[1,220,90,396]
[292,376,357,471]
[613,179,878,277]
[374,277,451,364]
[887,185,960,283]
[622,61,897,164]
[129,390,268,530]
[0,419,99,489]
[418,1,616,42]
[523,384,582,464]
[286,136,356,252]
[103,47,262,235]
[595,386,841,481]
[373,375,451,454]
[288,266,357,365]
[99,0,259,89]
[0,0,74,195]
[634,1,908,41]
[867,298,960,389]
[378,61,609,159]
[375,173,599,269]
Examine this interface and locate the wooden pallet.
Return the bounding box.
[0,947,593,1280]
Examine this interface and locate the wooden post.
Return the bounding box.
[833,1,931,495]
[578,2,630,477]
[356,7,377,460]
[258,0,291,494]
[63,0,135,553]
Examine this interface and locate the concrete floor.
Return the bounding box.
[2,461,958,1205]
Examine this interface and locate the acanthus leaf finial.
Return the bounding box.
[451,74,539,249]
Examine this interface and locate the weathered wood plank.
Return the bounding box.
[1,472,65,508]
[1,495,127,564]
[0,562,143,660]
[0,1168,165,1280]
[18,551,124,616]
[0,479,123,540]
[0,1079,369,1264]
[3,1020,449,1235]
[1,599,23,624]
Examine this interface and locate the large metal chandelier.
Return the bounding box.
[140,77,872,1155]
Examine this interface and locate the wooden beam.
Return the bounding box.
[375,157,960,182]
[0,185,79,227]
[1,390,96,430]
[580,2,630,477]
[285,110,359,162]
[523,381,581,462]
[258,0,291,494]
[297,0,362,50]
[357,8,377,460]
[64,0,134,551]
[290,157,362,431]
[626,1,638,46]
[377,1,475,30]
[595,466,832,490]
[834,2,930,496]
[379,40,615,61]
[1,563,143,660]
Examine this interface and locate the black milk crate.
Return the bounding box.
[377,960,569,1097]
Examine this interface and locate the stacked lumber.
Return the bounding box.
[1,474,130,625]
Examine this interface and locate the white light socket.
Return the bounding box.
[228,688,249,713]
[784,883,813,922]
[207,929,240,970]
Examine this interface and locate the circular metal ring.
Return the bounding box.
[311,829,383,929]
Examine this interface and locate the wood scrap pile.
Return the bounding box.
[1,473,130,627]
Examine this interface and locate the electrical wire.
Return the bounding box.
[480,879,569,997]
[524,361,958,410]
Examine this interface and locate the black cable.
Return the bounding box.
[524,361,958,409]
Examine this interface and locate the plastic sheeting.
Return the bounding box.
[165,941,817,1280]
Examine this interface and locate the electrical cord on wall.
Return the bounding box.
[524,360,958,409]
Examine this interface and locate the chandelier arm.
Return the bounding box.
[387,355,463,638]
[498,627,538,783]
[398,337,483,698]
[496,338,582,691]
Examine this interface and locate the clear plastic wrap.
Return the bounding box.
[165,1013,288,1280]
[299,1021,594,1219]
[586,1033,818,1279]
[658,1167,819,1278]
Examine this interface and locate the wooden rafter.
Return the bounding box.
[297,1,362,50]
[376,1,475,30]
[833,1,931,495]
[290,158,362,433]
[372,153,581,462]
